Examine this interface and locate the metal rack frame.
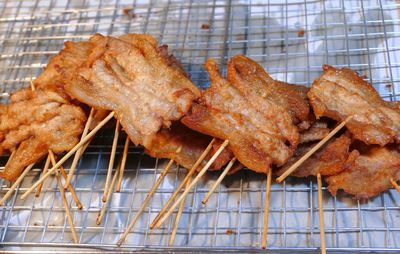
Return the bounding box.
[0,0,399,252]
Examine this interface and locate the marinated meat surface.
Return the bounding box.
[183,57,307,174]
[65,34,200,148]
[34,40,93,94]
[276,133,356,178]
[0,89,86,181]
[326,145,400,199]
[145,123,237,172]
[308,65,400,146]
[33,38,109,128]
[299,120,330,144]
[227,55,313,129]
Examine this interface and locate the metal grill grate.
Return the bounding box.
[0,0,400,252]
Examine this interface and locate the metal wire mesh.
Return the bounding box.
[0,0,400,252]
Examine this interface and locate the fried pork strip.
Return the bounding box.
[326,145,400,199]
[299,120,330,144]
[145,123,238,172]
[0,38,95,181]
[183,56,310,174]
[276,133,357,178]
[227,55,313,129]
[34,40,93,93]
[65,34,200,148]
[0,89,86,182]
[308,65,400,146]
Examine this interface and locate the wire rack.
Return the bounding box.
[0,0,400,252]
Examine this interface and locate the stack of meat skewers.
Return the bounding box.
[0,33,399,252]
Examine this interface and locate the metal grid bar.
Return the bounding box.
[1,0,400,252]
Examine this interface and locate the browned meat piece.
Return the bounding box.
[0,89,86,182]
[183,57,306,174]
[308,65,400,146]
[65,34,200,148]
[145,123,237,172]
[326,145,400,199]
[227,55,313,129]
[276,133,356,178]
[34,40,93,97]
[299,120,330,144]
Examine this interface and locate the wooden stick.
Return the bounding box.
[202,157,236,204]
[155,140,229,228]
[317,173,327,254]
[261,169,272,249]
[20,111,115,200]
[102,120,120,202]
[390,178,400,193]
[168,177,191,246]
[150,138,216,229]
[116,149,180,247]
[35,154,51,197]
[0,163,34,205]
[116,136,130,192]
[30,79,36,91]
[64,108,95,189]
[60,167,83,210]
[277,116,352,183]
[54,164,79,244]
[48,150,83,209]
[96,166,120,225]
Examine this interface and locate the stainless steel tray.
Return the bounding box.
[0,0,399,252]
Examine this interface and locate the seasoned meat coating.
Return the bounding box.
[227,55,313,129]
[183,57,308,174]
[326,145,400,199]
[34,40,93,93]
[276,133,356,178]
[65,34,200,148]
[0,89,86,182]
[308,65,400,146]
[299,120,330,144]
[145,123,237,172]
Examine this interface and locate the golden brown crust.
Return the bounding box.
[144,122,236,172]
[326,145,400,199]
[0,89,86,182]
[65,34,200,148]
[183,56,308,174]
[276,132,354,178]
[227,55,313,127]
[308,65,400,146]
[299,120,330,144]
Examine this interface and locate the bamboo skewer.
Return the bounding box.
[65,108,96,189]
[54,162,79,244]
[168,177,191,246]
[96,163,120,225]
[0,163,34,205]
[35,154,51,197]
[261,169,272,249]
[59,166,83,210]
[116,136,130,192]
[30,79,35,91]
[48,150,83,210]
[155,140,230,229]
[390,178,400,193]
[103,120,120,202]
[202,157,237,204]
[277,116,353,183]
[317,173,327,254]
[116,151,179,247]
[150,138,216,229]
[20,111,115,200]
